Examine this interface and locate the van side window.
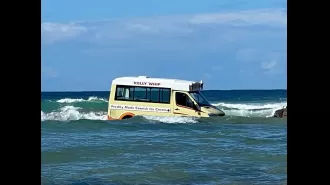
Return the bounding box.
[115,86,134,100]
[114,85,171,104]
[150,88,160,102]
[175,92,194,108]
[160,89,170,103]
[134,87,148,101]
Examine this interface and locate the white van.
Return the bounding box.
[107,76,225,120]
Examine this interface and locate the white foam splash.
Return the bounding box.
[143,115,198,123]
[212,102,287,117]
[56,96,108,103]
[41,106,107,121]
[41,100,287,121]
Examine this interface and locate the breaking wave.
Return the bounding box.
[41,100,286,122]
[54,96,108,103]
[41,106,107,121]
[212,102,287,118]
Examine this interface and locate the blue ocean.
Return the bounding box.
[41,90,287,185]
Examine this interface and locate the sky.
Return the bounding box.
[41,0,287,91]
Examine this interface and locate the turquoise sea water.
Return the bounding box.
[41,90,287,185]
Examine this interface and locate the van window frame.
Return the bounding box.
[175,91,197,110]
[114,85,171,104]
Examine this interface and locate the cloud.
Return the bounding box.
[261,60,277,70]
[260,60,285,77]
[41,7,287,90]
[41,23,87,44]
[236,48,262,63]
[41,8,286,44]
[189,9,286,26]
[128,24,153,32]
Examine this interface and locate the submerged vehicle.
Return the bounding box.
[107,76,225,120]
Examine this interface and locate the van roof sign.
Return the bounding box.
[112,76,204,91]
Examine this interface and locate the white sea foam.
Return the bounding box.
[41,106,107,121]
[56,96,108,103]
[52,96,285,118]
[212,102,287,117]
[143,115,198,123]
[41,101,287,121]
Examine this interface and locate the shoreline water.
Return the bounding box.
[41,90,287,184]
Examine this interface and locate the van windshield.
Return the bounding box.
[189,91,212,107]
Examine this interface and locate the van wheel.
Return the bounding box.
[122,115,133,119]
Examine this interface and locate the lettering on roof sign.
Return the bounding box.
[134,82,160,86]
[110,104,170,113]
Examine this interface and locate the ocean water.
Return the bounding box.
[41,90,287,185]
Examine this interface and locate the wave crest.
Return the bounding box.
[55,96,108,103]
[41,100,287,121]
[212,102,287,117]
[41,106,107,121]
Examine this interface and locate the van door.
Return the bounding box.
[173,91,201,117]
